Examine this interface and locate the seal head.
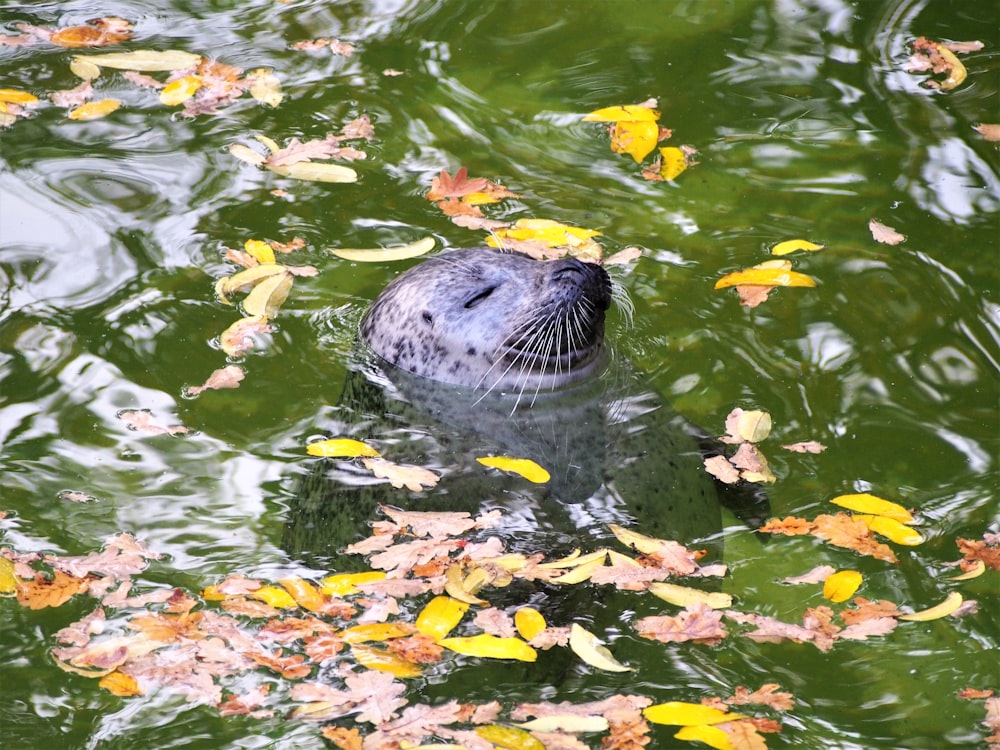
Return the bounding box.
[359,248,612,393]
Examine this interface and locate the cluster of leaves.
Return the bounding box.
[904,37,983,92]
[581,100,699,182]
[2,504,996,749]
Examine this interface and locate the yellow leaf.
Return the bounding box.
[948,559,985,581]
[608,524,670,555]
[830,493,914,523]
[99,671,143,697]
[306,438,381,458]
[935,44,967,90]
[330,236,436,262]
[475,724,545,750]
[899,591,963,621]
[582,104,660,122]
[674,724,734,750]
[823,570,863,603]
[488,219,602,248]
[229,143,266,167]
[444,563,489,606]
[648,582,733,609]
[439,634,537,662]
[568,623,632,672]
[855,515,924,546]
[242,269,292,318]
[476,456,550,484]
[610,120,659,163]
[643,701,746,726]
[270,161,358,183]
[159,75,202,106]
[714,268,817,289]
[550,555,608,584]
[771,239,825,255]
[461,191,502,206]
[416,596,470,640]
[340,622,412,643]
[73,49,202,72]
[320,571,386,597]
[658,146,689,180]
[0,89,39,105]
[735,410,772,443]
[216,263,288,301]
[248,68,283,107]
[70,58,102,80]
[278,577,327,612]
[517,715,609,733]
[244,239,276,264]
[0,557,18,597]
[250,585,298,608]
[514,607,547,641]
[68,99,122,121]
[351,643,422,678]
[538,548,608,569]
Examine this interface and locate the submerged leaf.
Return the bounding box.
[270,161,358,183]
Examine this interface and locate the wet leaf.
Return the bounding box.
[869,218,905,245]
[582,104,660,122]
[715,268,817,289]
[229,143,266,166]
[734,410,772,443]
[68,99,121,121]
[341,622,413,643]
[974,123,1000,142]
[516,715,609,733]
[0,88,39,105]
[50,18,133,48]
[320,571,386,597]
[278,577,328,612]
[899,591,963,621]
[247,68,283,107]
[99,670,142,697]
[0,557,18,596]
[673,723,735,750]
[306,438,381,458]
[74,49,202,72]
[643,701,746,726]
[219,316,272,357]
[514,607,547,641]
[568,623,632,672]
[330,236,436,262]
[648,582,733,609]
[476,456,550,484]
[947,559,986,581]
[443,563,489,606]
[823,570,863,603]
[782,440,827,453]
[250,585,298,608]
[610,119,659,162]
[439,634,538,662]
[771,239,824,255]
[856,515,924,546]
[242,269,292,318]
[487,218,601,248]
[475,724,545,750]
[351,643,422,678]
[657,146,689,180]
[270,161,358,183]
[416,596,469,640]
[159,75,202,105]
[185,365,245,396]
[830,493,914,523]
[362,457,439,491]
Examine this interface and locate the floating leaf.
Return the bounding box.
[99,671,143,697]
[673,724,733,750]
[488,218,601,248]
[538,548,609,569]
[444,563,489,606]
[643,701,746,726]
[514,607,547,641]
[351,643,422,678]
[68,98,121,121]
[216,263,288,302]
[243,239,276,264]
[715,268,817,289]
[362,457,439,491]
[319,571,386,597]
[330,236,436,262]
[340,622,413,643]
[517,715,609,733]
[249,585,298,609]
[159,75,202,105]
[734,410,772,443]
[278,577,327,612]
[829,493,914,523]
[229,143,266,166]
[657,146,689,180]
[771,239,824,255]
[899,591,963,621]
[475,725,545,750]
[550,555,608,585]
[582,104,660,122]
[610,119,659,163]
[948,559,986,581]
[856,515,924,546]
[242,269,292,318]
[439,634,538,662]
[306,438,381,458]
[416,596,470,640]
[73,49,202,72]
[568,623,632,672]
[0,88,39,105]
[648,582,733,609]
[823,570,863,603]
[247,68,283,107]
[70,57,102,80]
[476,456,550,484]
[869,218,906,245]
[270,161,358,183]
[0,557,17,596]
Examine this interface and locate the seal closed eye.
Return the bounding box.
[359,247,612,394]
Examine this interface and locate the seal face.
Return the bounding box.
[359,247,612,394]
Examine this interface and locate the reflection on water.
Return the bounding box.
[0,0,997,748]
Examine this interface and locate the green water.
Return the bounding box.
[1,1,997,748]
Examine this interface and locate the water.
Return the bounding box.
[1,1,997,748]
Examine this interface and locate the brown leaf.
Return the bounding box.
[869,217,906,245]
[781,440,827,453]
[117,409,189,436]
[635,603,728,645]
[17,570,92,609]
[185,365,245,396]
[49,80,94,108]
[50,18,133,48]
[726,684,794,711]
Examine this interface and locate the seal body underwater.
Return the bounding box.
[285,247,766,566]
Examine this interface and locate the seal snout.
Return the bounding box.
[549,257,612,311]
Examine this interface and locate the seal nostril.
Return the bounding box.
[422,311,433,325]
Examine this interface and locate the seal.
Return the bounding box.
[359,247,612,396]
[284,248,768,567]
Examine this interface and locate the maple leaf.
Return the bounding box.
[957,536,1000,570]
[426,167,492,201]
[635,603,728,645]
[839,597,903,624]
[725,684,795,711]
